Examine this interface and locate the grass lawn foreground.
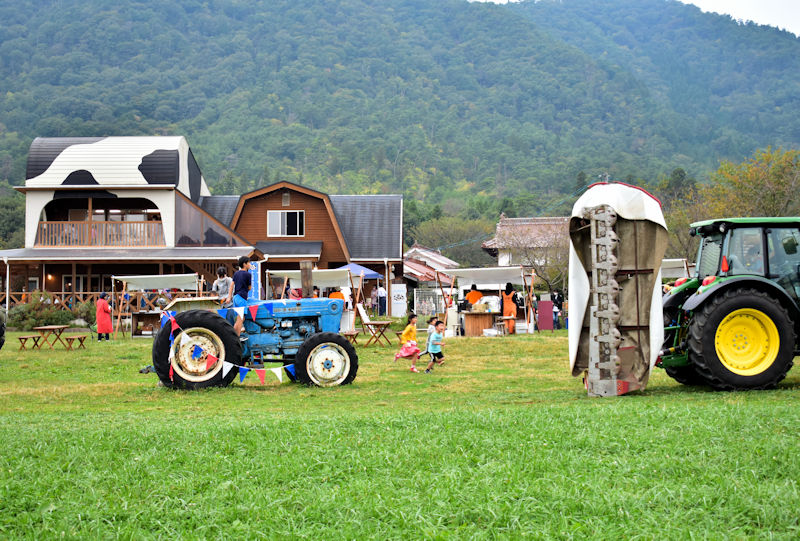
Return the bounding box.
[1,330,799,539]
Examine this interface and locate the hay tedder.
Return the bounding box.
[152,297,358,389]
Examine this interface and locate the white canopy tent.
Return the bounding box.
[266,268,353,290]
[436,265,534,329]
[441,266,529,291]
[112,273,200,291]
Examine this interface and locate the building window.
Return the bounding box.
[282,192,291,206]
[268,210,304,237]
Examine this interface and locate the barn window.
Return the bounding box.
[268,210,304,237]
[282,192,291,206]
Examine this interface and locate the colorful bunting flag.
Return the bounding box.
[180,333,193,346]
[270,366,283,383]
[222,361,234,378]
[168,348,175,361]
[170,317,180,333]
[248,305,259,320]
[169,364,174,382]
[255,368,266,384]
[285,364,296,377]
[191,344,203,360]
[239,366,249,382]
[216,309,229,318]
[233,307,245,319]
[206,354,218,371]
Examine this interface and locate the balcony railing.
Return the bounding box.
[35,221,165,247]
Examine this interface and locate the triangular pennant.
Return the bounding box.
[169,333,175,346]
[168,348,175,361]
[217,309,228,318]
[205,354,218,371]
[170,317,180,333]
[248,305,259,320]
[222,361,234,378]
[255,368,266,384]
[284,364,296,377]
[270,366,283,383]
[180,333,193,347]
[191,344,203,359]
[239,366,249,382]
[233,307,245,319]
[160,313,170,328]
[169,364,174,382]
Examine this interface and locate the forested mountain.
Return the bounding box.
[0,0,799,255]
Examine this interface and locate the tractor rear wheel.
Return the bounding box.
[153,310,241,389]
[664,363,708,386]
[688,288,795,390]
[295,332,358,387]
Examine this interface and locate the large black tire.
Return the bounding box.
[664,363,708,386]
[0,317,5,351]
[294,332,358,387]
[153,310,241,390]
[688,288,795,391]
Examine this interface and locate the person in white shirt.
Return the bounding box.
[377,282,387,316]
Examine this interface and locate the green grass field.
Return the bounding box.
[1,330,799,539]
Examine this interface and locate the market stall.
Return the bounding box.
[437,266,535,337]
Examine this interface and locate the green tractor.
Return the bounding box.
[660,217,800,390]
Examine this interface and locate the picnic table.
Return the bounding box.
[33,325,70,349]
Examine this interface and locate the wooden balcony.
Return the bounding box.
[35,221,165,247]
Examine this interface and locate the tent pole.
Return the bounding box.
[113,281,126,340]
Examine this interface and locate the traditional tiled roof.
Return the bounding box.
[483,215,569,252]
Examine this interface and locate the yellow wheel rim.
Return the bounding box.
[714,308,780,376]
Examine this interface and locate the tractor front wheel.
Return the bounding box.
[295,332,358,387]
[688,288,795,390]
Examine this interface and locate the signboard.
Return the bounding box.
[391,283,407,318]
[247,260,262,301]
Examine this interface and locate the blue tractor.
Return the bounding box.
[152,297,358,389]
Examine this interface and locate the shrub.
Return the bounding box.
[7,292,78,330]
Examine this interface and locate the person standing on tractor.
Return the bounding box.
[501,282,518,334]
[211,266,233,308]
[225,256,251,337]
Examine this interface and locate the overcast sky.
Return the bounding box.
[473,0,800,36]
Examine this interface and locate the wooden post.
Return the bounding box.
[113,281,127,340]
[300,261,313,298]
[280,276,289,299]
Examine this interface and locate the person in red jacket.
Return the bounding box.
[96,292,113,341]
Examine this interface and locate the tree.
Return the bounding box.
[702,147,800,217]
[410,217,495,267]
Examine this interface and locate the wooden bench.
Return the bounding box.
[18,335,41,350]
[64,335,88,351]
[341,330,359,345]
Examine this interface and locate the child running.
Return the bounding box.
[395,313,422,372]
[425,320,446,373]
[420,316,437,356]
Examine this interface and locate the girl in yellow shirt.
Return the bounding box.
[394,313,421,372]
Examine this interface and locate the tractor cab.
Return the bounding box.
[689,218,800,302]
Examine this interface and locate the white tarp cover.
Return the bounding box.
[568,183,667,374]
[113,273,199,291]
[440,266,527,289]
[268,268,352,289]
